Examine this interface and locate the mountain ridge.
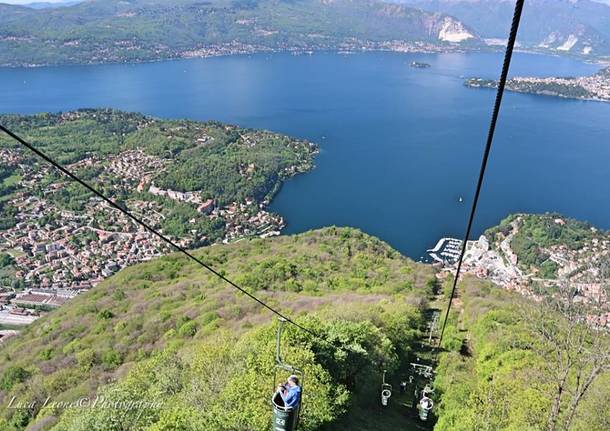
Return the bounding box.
[399,0,610,58]
[0,0,482,67]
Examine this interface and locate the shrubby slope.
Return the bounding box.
[434,277,610,431]
[0,227,436,430]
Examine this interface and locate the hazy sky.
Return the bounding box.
[1,0,610,5]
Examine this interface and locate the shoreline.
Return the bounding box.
[0,46,455,69]
[2,44,609,71]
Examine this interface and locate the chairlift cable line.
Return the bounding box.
[437,0,525,351]
[0,123,327,344]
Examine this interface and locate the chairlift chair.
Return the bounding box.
[418,394,434,421]
[380,370,392,407]
[271,318,304,431]
[417,384,435,421]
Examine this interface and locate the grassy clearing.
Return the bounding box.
[2,174,21,188]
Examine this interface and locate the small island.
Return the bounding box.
[465,66,610,102]
[410,61,431,69]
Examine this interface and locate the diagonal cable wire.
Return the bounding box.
[437,0,525,350]
[0,123,324,342]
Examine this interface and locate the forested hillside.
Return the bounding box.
[0,0,481,66]
[1,221,608,430]
[0,213,609,430]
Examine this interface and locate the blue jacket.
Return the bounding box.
[281,385,301,409]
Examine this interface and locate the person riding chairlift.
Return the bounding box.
[277,375,302,409]
[420,395,433,410]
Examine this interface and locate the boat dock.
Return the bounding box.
[427,237,463,265]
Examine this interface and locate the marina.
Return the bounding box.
[427,237,463,264]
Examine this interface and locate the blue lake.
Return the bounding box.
[1,52,609,259]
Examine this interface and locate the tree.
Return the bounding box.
[0,253,14,268]
[0,366,30,391]
[525,263,610,431]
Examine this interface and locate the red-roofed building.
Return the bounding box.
[197,199,215,215]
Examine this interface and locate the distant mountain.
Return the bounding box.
[9,1,84,9]
[398,0,610,58]
[0,0,481,67]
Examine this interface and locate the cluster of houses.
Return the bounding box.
[217,200,284,243]
[456,217,610,328]
[3,194,168,284]
[148,183,215,214]
[461,233,530,296]
[505,69,610,102]
[0,146,289,330]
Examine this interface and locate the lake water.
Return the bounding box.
[1,52,608,259]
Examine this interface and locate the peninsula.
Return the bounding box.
[465,66,610,102]
[0,109,317,316]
